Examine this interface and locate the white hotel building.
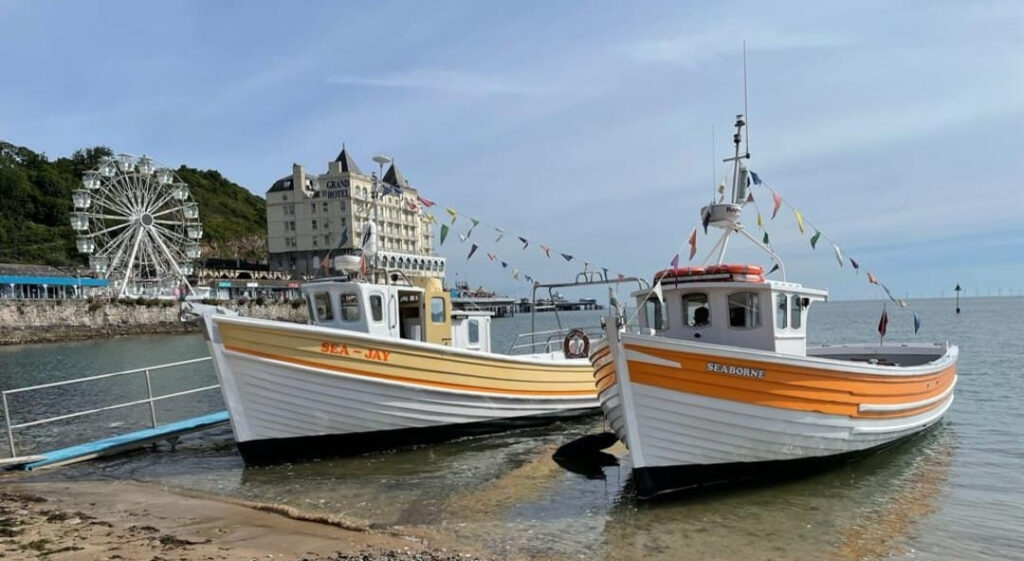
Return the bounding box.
[266,147,441,277]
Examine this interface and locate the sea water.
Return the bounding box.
[1,298,1022,560]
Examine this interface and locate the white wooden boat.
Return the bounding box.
[590,115,957,498]
[201,249,609,465]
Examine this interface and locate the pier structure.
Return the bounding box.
[451,295,517,317]
[516,298,601,313]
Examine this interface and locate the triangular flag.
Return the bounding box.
[832,244,843,268]
[417,196,436,207]
[810,230,821,249]
[458,233,469,243]
[851,258,860,272]
[470,218,480,228]
[670,253,680,268]
[651,281,664,304]
[913,312,921,334]
[467,244,478,260]
[405,199,419,211]
[524,274,533,283]
[518,236,529,249]
[867,271,878,285]
[763,232,770,245]
[617,273,625,281]
[494,228,505,243]
[446,207,457,224]
[501,261,508,268]
[750,171,762,185]
[771,191,782,219]
[898,299,907,308]
[756,213,763,228]
[767,263,780,275]
[440,224,449,245]
[511,268,519,280]
[746,191,755,203]
[602,267,609,279]
[561,253,573,262]
[701,208,711,234]
[794,209,805,234]
[486,252,496,261]
[688,228,698,260]
[540,245,551,258]
[423,213,436,224]
[878,306,889,338]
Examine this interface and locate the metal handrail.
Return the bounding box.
[1,357,215,458]
[508,326,606,354]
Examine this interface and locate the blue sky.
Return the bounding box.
[1,1,1021,300]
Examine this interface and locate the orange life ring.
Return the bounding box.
[653,266,706,281]
[706,263,764,276]
[563,329,591,359]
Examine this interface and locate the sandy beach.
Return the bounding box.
[0,479,494,561]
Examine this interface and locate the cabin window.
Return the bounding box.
[339,293,360,322]
[430,297,446,323]
[468,319,480,344]
[728,292,761,329]
[642,299,668,331]
[313,292,333,321]
[369,294,384,322]
[791,295,804,329]
[682,293,710,327]
[776,294,788,329]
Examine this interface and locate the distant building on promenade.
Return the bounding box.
[265,146,439,277]
[0,263,107,299]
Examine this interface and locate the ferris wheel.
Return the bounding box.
[71,153,202,298]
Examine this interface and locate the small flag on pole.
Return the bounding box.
[688,228,698,260]
[750,171,762,185]
[851,258,860,272]
[867,271,878,285]
[670,253,680,268]
[501,261,508,268]
[763,231,770,245]
[878,306,889,339]
[913,312,921,334]
[768,263,780,275]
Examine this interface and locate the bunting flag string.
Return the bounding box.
[748,171,923,335]
[486,252,496,261]
[561,253,573,262]
[518,236,529,249]
[439,224,450,245]
[417,196,435,207]
[687,229,698,260]
[670,253,680,268]
[494,228,505,243]
[540,244,551,258]
[467,244,479,261]
[445,208,457,224]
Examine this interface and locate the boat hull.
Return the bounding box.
[204,316,599,464]
[590,332,957,498]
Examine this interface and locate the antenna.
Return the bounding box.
[743,40,750,157]
[711,124,716,199]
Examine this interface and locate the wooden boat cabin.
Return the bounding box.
[301,273,492,353]
[635,264,827,356]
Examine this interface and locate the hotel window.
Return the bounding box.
[324,234,331,245]
[312,237,318,247]
[322,202,329,212]
[311,202,317,213]
[312,219,318,230]
[728,292,761,329]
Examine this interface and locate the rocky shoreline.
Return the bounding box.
[0,299,308,346]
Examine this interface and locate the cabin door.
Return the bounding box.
[423,292,452,346]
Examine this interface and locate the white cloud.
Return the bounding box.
[621,24,847,67]
[325,69,551,96]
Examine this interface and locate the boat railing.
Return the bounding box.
[507,326,606,355]
[1,356,217,459]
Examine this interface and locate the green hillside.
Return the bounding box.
[0,141,266,267]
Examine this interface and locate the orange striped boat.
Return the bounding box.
[590,115,957,498]
[201,258,599,466]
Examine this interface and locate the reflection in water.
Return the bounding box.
[597,427,955,561]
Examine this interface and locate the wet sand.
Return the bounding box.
[0,480,494,561]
